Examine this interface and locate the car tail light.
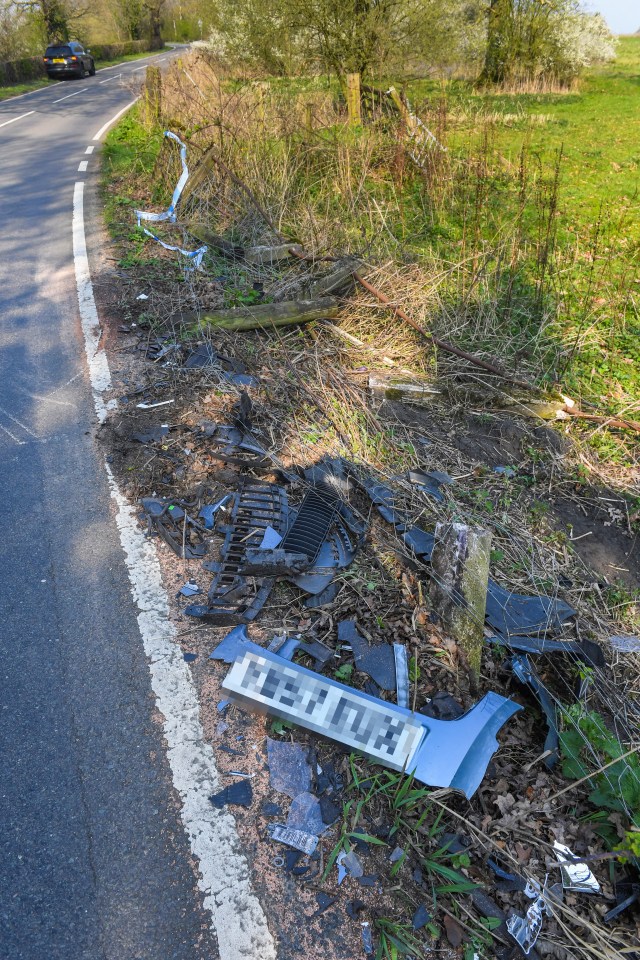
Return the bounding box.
[69,55,77,61]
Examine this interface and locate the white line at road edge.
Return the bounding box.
[52,86,88,104]
[72,180,276,960]
[78,160,88,172]
[0,110,34,129]
[92,100,137,140]
[85,145,95,154]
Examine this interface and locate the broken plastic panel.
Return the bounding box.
[266,738,311,799]
[187,481,288,623]
[141,497,208,559]
[407,469,453,502]
[198,494,232,530]
[512,655,559,768]
[281,489,339,562]
[222,644,521,798]
[286,792,326,836]
[338,620,396,691]
[610,635,640,654]
[486,581,575,638]
[553,841,601,894]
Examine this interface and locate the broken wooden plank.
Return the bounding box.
[184,222,243,258]
[369,374,440,406]
[244,243,305,265]
[198,297,339,332]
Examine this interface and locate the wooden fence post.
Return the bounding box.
[429,522,492,682]
[143,65,162,126]
[346,72,362,126]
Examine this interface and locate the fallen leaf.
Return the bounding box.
[444,915,463,948]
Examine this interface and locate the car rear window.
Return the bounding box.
[45,46,72,57]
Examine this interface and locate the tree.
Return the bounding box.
[207,0,485,80]
[14,0,87,43]
[112,0,145,39]
[480,0,615,85]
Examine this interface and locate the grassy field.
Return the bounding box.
[406,38,640,450]
[0,47,165,101]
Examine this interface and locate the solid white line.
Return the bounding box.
[85,145,94,154]
[99,73,121,84]
[132,65,147,72]
[72,182,276,959]
[52,87,88,104]
[0,110,34,129]
[92,99,137,140]
[72,183,112,421]
[78,160,88,172]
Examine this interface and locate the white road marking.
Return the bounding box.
[0,110,34,129]
[132,65,147,72]
[52,87,88,104]
[78,160,88,172]
[72,183,112,422]
[72,179,276,959]
[85,145,94,154]
[92,100,137,140]
[99,73,121,84]
[0,403,38,438]
[0,421,26,445]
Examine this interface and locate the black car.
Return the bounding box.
[43,42,95,79]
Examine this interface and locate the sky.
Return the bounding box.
[584,1,639,34]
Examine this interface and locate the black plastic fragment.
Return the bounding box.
[338,620,396,691]
[314,892,337,915]
[187,481,288,623]
[132,425,169,444]
[183,652,198,662]
[304,581,339,608]
[511,654,559,767]
[319,794,341,825]
[420,692,464,721]
[487,858,527,893]
[407,468,453,502]
[281,489,339,563]
[412,904,431,930]
[357,875,377,887]
[401,526,435,560]
[261,801,282,817]
[209,780,253,808]
[346,900,366,918]
[486,580,575,637]
[285,850,303,872]
[141,497,208,559]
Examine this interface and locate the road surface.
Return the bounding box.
[0,48,268,960]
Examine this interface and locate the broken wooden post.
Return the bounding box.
[304,102,313,137]
[346,73,362,126]
[198,297,339,332]
[429,522,492,682]
[143,65,162,126]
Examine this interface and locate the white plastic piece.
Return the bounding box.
[553,841,601,894]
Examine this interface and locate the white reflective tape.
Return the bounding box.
[135,130,189,224]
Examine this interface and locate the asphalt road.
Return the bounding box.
[0,49,221,960]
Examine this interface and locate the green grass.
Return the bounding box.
[0,47,166,101]
[404,37,640,425]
